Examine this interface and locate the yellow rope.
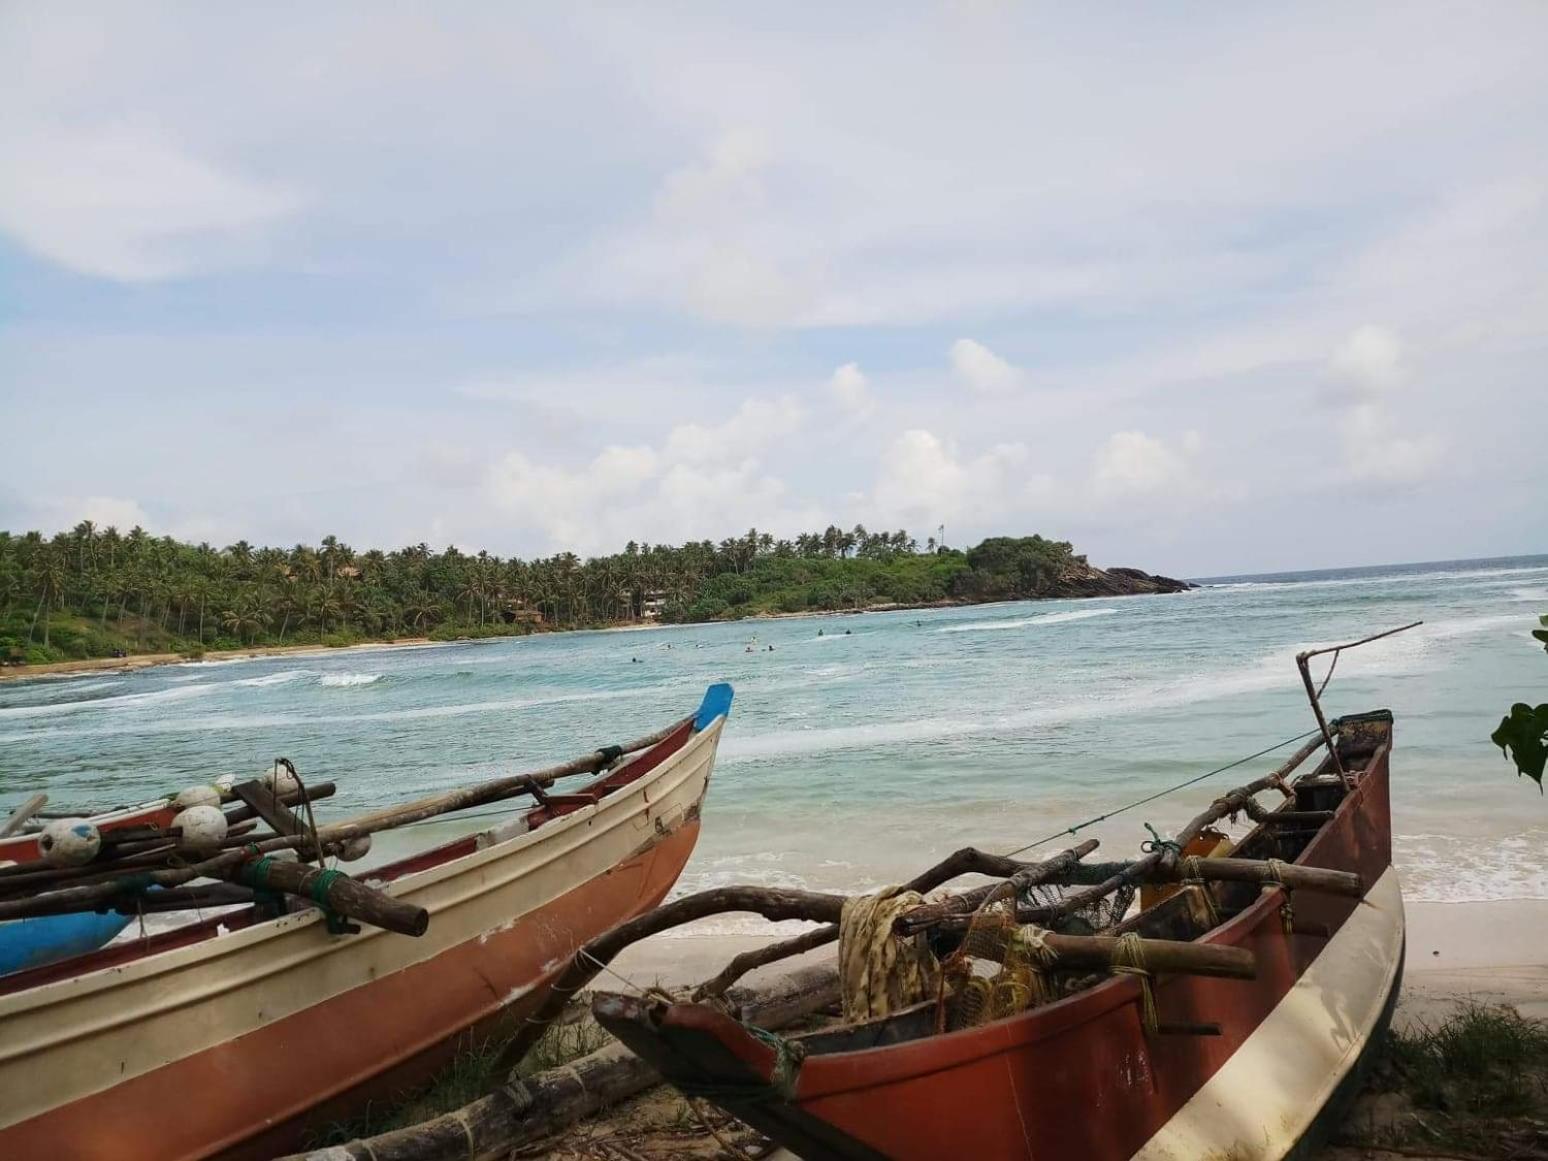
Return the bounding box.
[1111,932,1158,1035]
[1180,856,1221,928]
[1263,858,1295,935]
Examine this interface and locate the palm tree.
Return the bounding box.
[220,596,268,645]
[27,548,67,647]
[403,590,441,631]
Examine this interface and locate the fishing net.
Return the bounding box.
[838,887,942,1021]
[1021,877,1137,935]
[941,877,1137,1032]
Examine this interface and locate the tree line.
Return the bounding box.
[0,522,1082,664]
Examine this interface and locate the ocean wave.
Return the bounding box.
[1206,563,1548,596]
[722,616,1520,765]
[0,682,691,742]
[0,682,214,720]
[234,670,307,688]
[1396,830,1548,903]
[318,673,384,688]
[935,608,1116,634]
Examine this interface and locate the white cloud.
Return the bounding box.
[664,396,804,465]
[482,396,819,552]
[1329,325,1406,397]
[5,495,152,535]
[655,128,772,224]
[0,124,300,281]
[1340,404,1444,488]
[1092,432,1197,500]
[870,429,1028,529]
[829,362,875,419]
[950,339,1022,395]
[1325,330,1442,488]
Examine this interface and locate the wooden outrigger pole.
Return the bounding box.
[1297,621,1421,787]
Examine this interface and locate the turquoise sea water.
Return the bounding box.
[2,556,1546,924]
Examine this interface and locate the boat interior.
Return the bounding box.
[0,718,696,998]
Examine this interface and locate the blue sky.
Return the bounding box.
[2,3,1545,575]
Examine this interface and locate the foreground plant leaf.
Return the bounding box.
[1491,702,1548,787]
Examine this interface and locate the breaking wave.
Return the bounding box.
[318,673,384,688]
[234,670,307,688]
[936,608,1116,633]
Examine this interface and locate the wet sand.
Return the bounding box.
[0,637,437,683]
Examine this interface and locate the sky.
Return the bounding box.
[1,3,1545,577]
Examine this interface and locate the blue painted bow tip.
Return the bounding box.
[694,682,734,730]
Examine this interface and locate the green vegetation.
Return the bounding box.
[0,521,1092,666]
[310,1016,610,1146]
[1492,612,1548,787]
[1343,1004,1548,1157]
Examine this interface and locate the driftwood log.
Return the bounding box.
[276,963,841,1161]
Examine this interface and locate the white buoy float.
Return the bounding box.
[39,818,101,867]
[337,835,372,861]
[174,785,221,810]
[263,766,300,796]
[172,804,229,852]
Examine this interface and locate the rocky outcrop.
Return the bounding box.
[1056,564,1195,598]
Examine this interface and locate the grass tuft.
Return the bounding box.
[307,1013,612,1147]
[1385,1003,1548,1117]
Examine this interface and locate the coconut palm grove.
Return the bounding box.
[0,522,1133,665]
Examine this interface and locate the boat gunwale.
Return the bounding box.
[0,714,722,1022]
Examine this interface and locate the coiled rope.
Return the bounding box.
[1264,857,1295,934]
[1180,855,1221,927]
[1110,932,1159,1036]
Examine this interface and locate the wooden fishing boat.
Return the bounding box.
[0,683,733,1161]
[592,702,1402,1161]
[0,796,180,865]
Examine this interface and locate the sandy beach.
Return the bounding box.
[0,637,439,683]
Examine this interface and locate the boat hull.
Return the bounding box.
[0,798,179,866]
[602,724,1399,1161]
[0,712,726,1161]
[0,911,133,976]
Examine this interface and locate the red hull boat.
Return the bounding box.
[597,709,1402,1161]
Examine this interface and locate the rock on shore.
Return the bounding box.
[1058,563,1196,598]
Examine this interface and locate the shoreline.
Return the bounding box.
[0,589,1181,684]
[0,637,441,683]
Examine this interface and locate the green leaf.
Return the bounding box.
[1491,702,1548,787]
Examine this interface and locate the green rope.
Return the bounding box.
[305,867,355,934]
[1140,823,1183,858]
[309,868,343,907]
[239,855,288,919]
